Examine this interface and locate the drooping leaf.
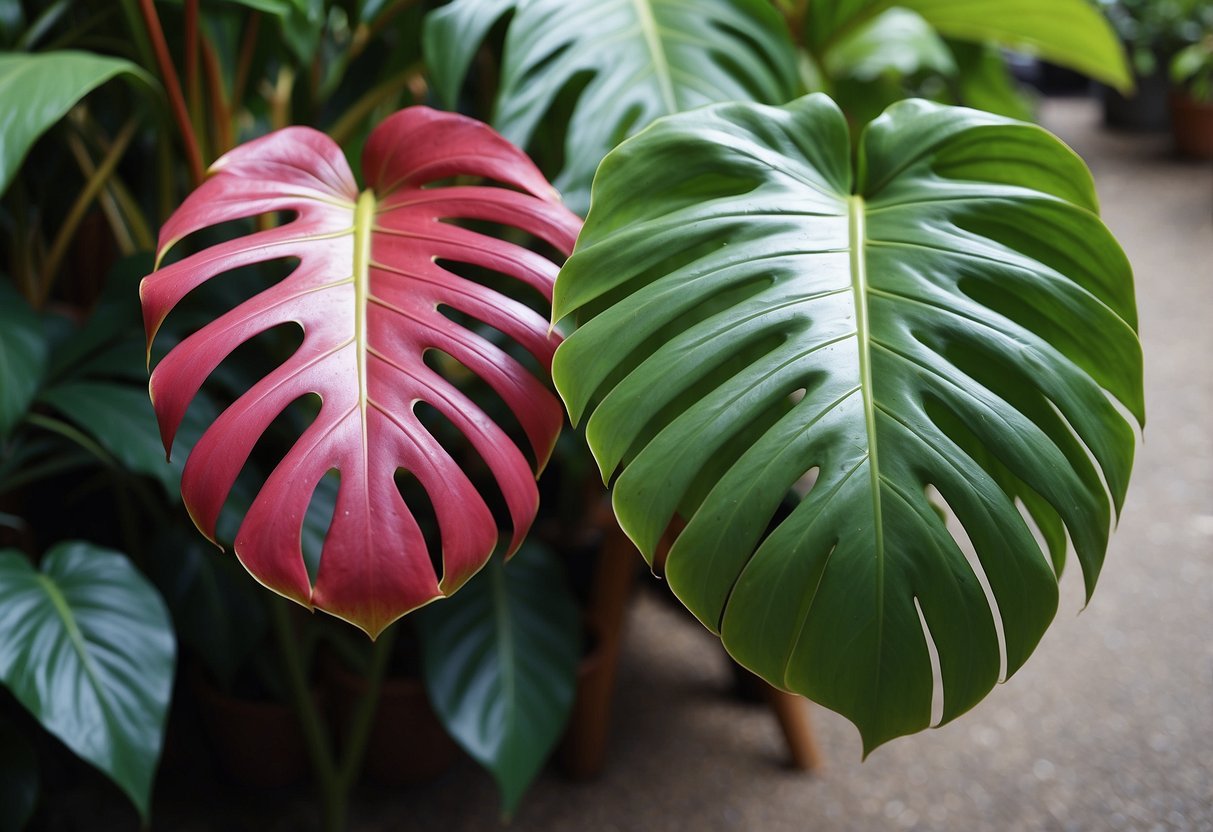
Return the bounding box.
[423,0,519,110]
[825,8,956,82]
[0,281,46,438]
[0,543,175,818]
[553,94,1142,753]
[38,382,191,494]
[418,542,580,814]
[481,0,799,213]
[805,0,1132,92]
[0,51,150,196]
[949,40,1036,123]
[141,107,581,638]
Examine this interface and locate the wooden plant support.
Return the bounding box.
[559,508,823,777]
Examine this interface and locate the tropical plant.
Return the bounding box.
[1172,33,1213,101]
[0,0,1145,829]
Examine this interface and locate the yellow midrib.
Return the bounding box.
[848,194,885,621]
[353,190,377,458]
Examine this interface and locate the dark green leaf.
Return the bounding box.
[38,376,217,496]
[0,543,175,818]
[488,0,799,213]
[553,94,1142,754]
[423,0,518,109]
[0,51,150,196]
[145,529,267,692]
[826,8,955,81]
[419,544,580,814]
[0,281,46,438]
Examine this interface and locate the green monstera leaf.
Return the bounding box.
[0,543,175,818]
[552,94,1142,753]
[425,0,798,213]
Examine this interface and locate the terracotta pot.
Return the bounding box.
[324,658,459,785]
[1170,92,1213,159]
[193,671,314,788]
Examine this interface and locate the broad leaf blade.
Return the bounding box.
[806,0,1132,92]
[552,94,1142,753]
[423,0,518,109]
[492,0,799,213]
[418,543,580,814]
[0,281,46,437]
[0,51,149,196]
[142,107,581,637]
[0,544,175,819]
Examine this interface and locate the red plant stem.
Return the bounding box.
[137,0,205,186]
[184,0,199,110]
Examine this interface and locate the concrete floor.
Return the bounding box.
[370,98,1212,832]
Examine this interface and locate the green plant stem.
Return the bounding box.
[321,0,421,99]
[64,132,135,256]
[15,0,72,51]
[116,0,158,70]
[136,0,205,186]
[270,598,395,832]
[24,414,118,469]
[328,63,425,145]
[39,117,140,306]
[201,39,234,154]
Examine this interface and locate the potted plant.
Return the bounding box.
[1170,33,1213,157]
[1098,0,1212,130]
[1,0,1147,829]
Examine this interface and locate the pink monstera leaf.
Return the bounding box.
[141,107,582,637]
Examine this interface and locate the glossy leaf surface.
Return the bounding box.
[418,542,580,814]
[425,0,798,213]
[142,107,580,637]
[0,281,45,438]
[553,94,1142,752]
[0,543,174,818]
[0,50,148,196]
[806,0,1132,91]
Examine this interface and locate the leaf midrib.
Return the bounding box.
[630,0,677,113]
[848,195,885,657]
[36,573,113,727]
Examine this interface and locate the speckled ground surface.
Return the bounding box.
[75,98,1212,832]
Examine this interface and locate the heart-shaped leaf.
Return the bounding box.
[553,94,1142,753]
[418,542,580,815]
[0,51,150,196]
[142,107,581,637]
[0,543,175,819]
